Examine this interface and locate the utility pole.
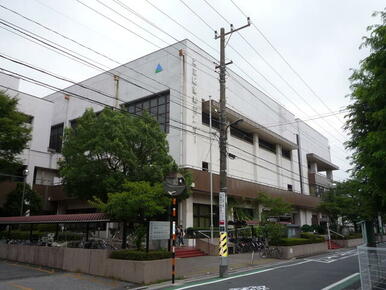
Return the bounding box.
[215,18,250,278]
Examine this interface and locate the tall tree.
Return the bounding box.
[345,10,386,245]
[0,92,31,178]
[318,180,363,232]
[1,182,42,216]
[59,108,177,201]
[91,181,168,249]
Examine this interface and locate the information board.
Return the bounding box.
[149,221,170,240]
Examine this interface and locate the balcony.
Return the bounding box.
[308,172,333,188]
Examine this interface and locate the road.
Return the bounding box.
[169,249,360,290]
[0,260,134,290]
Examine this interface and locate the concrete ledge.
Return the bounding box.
[0,244,174,284]
[279,242,328,259]
[333,238,363,248]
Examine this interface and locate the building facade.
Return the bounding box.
[0,40,338,228]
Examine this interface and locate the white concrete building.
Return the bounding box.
[0,40,338,227]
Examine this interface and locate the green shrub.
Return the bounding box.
[36,224,57,232]
[300,232,324,241]
[331,232,362,240]
[274,237,324,246]
[110,250,172,261]
[300,224,313,232]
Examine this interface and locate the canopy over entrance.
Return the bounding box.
[0,213,109,224]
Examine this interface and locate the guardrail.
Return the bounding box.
[358,243,386,290]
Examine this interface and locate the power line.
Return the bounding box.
[196,0,348,144]
[0,80,310,189]
[1,3,348,164]
[229,0,347,128]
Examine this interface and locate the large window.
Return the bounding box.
[202,112,220,130]
[259,138,276,153]
[282,148,291,160]
[122,90,170,133]
[230,126,253,144]
[49,123,64,152]
[193,203,219,228]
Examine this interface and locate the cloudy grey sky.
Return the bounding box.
[0,0,384,181]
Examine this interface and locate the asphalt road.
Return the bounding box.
[170,249,360,290]
[0,260,134,290]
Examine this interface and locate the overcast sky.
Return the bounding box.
[0,0,385,181]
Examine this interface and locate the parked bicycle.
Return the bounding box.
[259,244,282,259]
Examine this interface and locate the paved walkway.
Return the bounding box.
[176,252,280,280]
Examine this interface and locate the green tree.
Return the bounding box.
[1,182,42,216]
[59,108,177,201]
[0,92,31,178]
[91,181,169,249]
[318,180,363,232]
[255,193,293,245]
[345,10,386,245]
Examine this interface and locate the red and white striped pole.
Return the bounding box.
[171,197,177,284]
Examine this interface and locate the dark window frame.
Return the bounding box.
[282,149,291,160]
[259,138,276,153]
[122,90,170,133]
[49,123,64,152]
[230,126,253,144]
[202,161,209,172]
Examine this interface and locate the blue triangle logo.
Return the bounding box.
[155,63,163,73]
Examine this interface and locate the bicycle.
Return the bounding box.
[259,245,282,259]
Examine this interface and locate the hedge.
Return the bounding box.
[275,237,325,246]
[110,250,172,261]
[300,232,324,241]
[332,233,362,240]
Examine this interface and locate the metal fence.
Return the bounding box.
[358,243,386,290]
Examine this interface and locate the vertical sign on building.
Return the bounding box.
[191,59,198,126]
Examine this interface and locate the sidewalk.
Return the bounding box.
[131,252,282,289]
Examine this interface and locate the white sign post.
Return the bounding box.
[149,221,170,240]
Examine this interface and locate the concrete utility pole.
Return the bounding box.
[215,18,250,278]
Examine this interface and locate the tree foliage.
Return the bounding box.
[91,181,169,249]
[0,92,31,177]
[345,10,386,218]
[256,193,293,222]
[318,180,363,230]
[59,108,177,201]
[91,181,168,223]
[1,182,42,216]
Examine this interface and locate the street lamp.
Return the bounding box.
[20,168,29,216]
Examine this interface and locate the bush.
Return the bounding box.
[274,237,325,246]
[300,232,324,241]
[36,224,57,232]
[110,250,172,261]
[300,224,313,232]
[331,232,362,240]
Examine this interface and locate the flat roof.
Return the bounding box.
[0,213,109,224]
[307,153,339,171]
[202,100,298,150]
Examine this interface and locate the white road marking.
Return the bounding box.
[321,272,360,290]
[175,261,311,289]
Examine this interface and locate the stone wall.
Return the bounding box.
[279,242,328,259]
[0,244,175,284]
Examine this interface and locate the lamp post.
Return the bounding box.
[20,168,29,216]
[164,174,185,284]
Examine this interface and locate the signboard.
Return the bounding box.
[219,191,226,228]
[149,221,170,240]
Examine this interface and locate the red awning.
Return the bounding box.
[0,213,110,224]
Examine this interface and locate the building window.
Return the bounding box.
[287,184,293,191]
[282,149,291,160]
[193,203,219,228]
[259,138,276,153]
[202,161,209,172]
[122,90,170,133]
[49,123,64,152]
[202,112,220,130]
[230,126,253,144]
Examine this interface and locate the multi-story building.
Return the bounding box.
[0,39,338,228]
